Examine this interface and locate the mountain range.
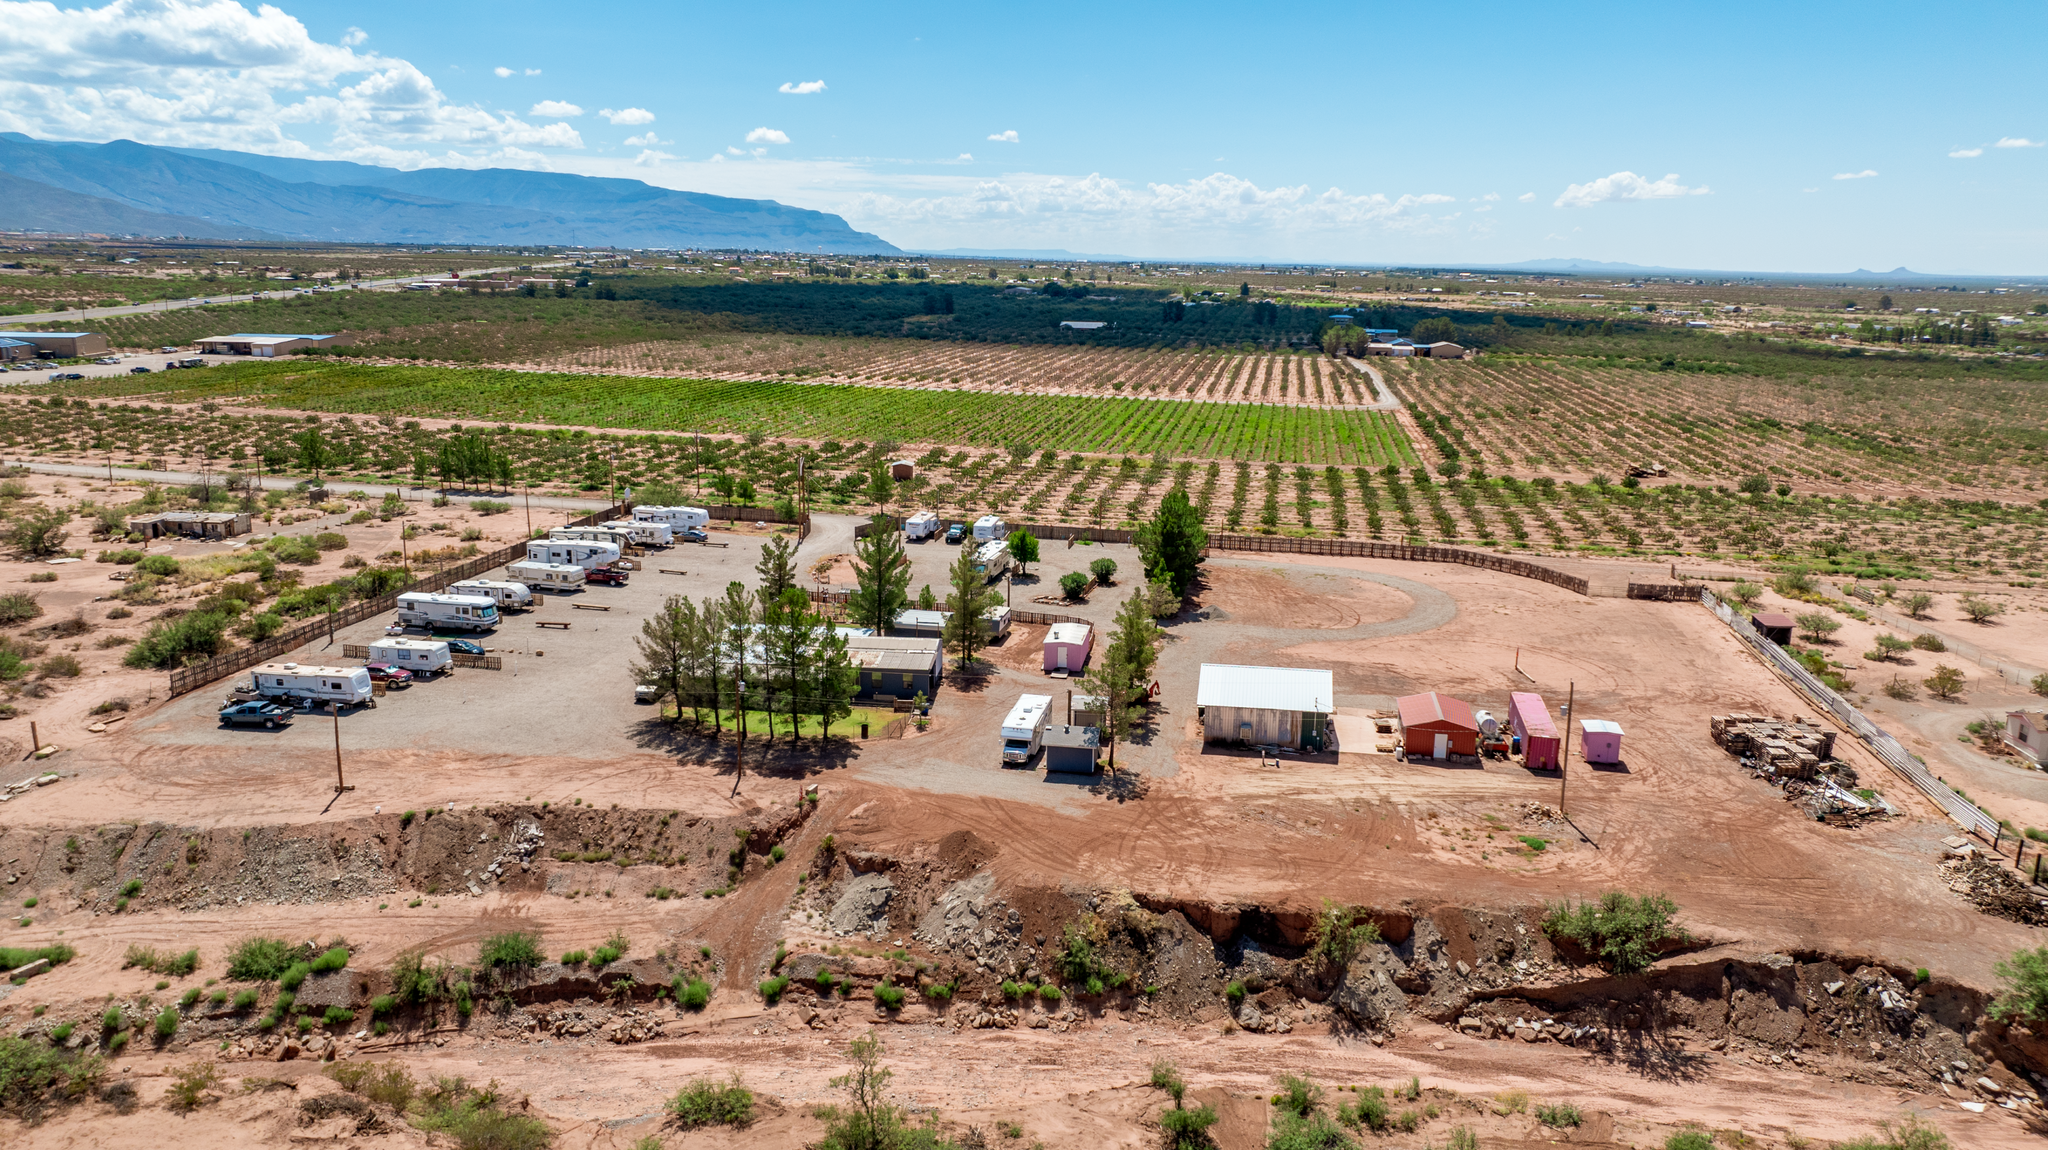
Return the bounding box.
[0,134,899,254]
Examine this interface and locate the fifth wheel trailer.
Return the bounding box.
[250,663,373,706]
[524,540,622,571]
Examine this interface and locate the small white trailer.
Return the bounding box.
[600,519,672,546]
[506,561,586,590]
[251,662,373,706]
[904,511,940,541]
[524,539,622,571]
[1000,693,1054,764]
[972,539,1012,582]
[394,592,501,632]
[448,578,533,608]
[972,514,1009,543]
[632,505,710,529]
[549,526,636,550]
[367,638,452,676]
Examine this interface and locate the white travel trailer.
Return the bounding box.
[972,539,1012,582]
[394,592,501,632]
[506,561,586,590]
[972,514,1008,543]
[251,663,373,705]
[366,638,452,676]
[601,519,672,546]
[904,511,940,541]
[550,526,636,550]
[632,505,710,529]
[524,539,621,570]
[448,578,533,608]
[1000,693,1054,764]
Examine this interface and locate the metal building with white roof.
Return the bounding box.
[1195,663,1334,752]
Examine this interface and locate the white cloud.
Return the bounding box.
[601,107,654,126]
[1996,137,2043,148]
[1481,192,1500,201]
[632,149,676,166]
[622,131,668,147]
[778,80,826,95]
[1553,171,1708,208]
[1832,169,1878,180]
[1949,147,1984,158]
[493,66,512,78]
[340,26,365,46]
[524,68,540,76]
[1518,192,1535,202]
[987,129,1019,142]
[745,126,788,144]
[530,100,582,118]
[725,146,743,155]
[957,153,972,161]
[0,0,586,162]
[708,153,725,163]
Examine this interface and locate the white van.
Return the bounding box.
[1001,693,1054,764]
[251,663,373,706]
[972,540,1012,582]
[550,526,636,551]
[632,505,710,529]
[394,592,501,632]
[972,514,1008,543]
[448,578,533,608]
[507,561,586,590]
[601,519,672,546]
[524,539,621,571]
[367,638,452,676]
[904,511,940,541]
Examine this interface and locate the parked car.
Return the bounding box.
[218,700,293,729]
[365,663,414,687]
[945,522,968,545]
[441,638,485,656]
[678,526,708,543]
[129,365,151,374]
[585,566,629,586]
[634,684,661,704]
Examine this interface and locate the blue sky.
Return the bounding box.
[2,0,2044,272]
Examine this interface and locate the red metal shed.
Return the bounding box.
[1509,691,1560,770]
[1396,692,1480,759]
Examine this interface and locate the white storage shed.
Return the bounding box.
[1196,663,1334,752]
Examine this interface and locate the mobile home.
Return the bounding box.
[1001,694,1054,764]
[448,578,533,608]
[366,638,452,676]
[394,592,501,632]
[250,663,373,705]
[505,561,586,590]
[524,539,622,571]
[632,505,710,529]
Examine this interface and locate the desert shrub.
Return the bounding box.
[1665,1133,1714,1150]
[1089,557,1117,585]
[477,931,543,970]
[0,592,42,625]
[0,942,75,970]
[278,962,313,992]
[1038,984,1062,1003]
[1541,891,1686,974]
[758,975,791,1005]
[560,950,587,965]
[99,548,144,564]
[226,936,302,981]
[665,1074,755,1129]
[266,535,321,564]
[1267,1110,1356,1150]
[312,532,348,551]
[673,974,711,1010]
[410,1075,552,1150]
[122,609,231,669]
[322,1006,353,1026]
[1536,1101,1583,1127]
[134,555,180,577]
[1160,1104,1219,1148]
[1306,900,1380,966]
[1446,1128,1478,1150]
[309,946,349,974]
[231,989,258,1010]
[472,500,511,515]
[37,654,81,679]
[1910,632,1945,652]
[10,508,70,557]
[1058,571,1090,599]
[0,1037,106,1115]
[999,980,1031,1000]
[1276,1074,1323,1118]
[152,1009,179,1039]
[873,981,905,1010]
[327,1060,417,1110]
[25,572,54,584]
[1340,1085,1388,1131]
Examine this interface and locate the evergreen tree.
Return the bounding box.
[866,463,895,511]
[848,516,911,634]
[1108,589,1161,690]
[806,622,857,742]
[761,586,815,743]
[756,534,799,602]
[1136,486,1208,597]
[719,581,758,793]
[1076,644,1144,776]
[292,428,330,483]
[942,545,1000,671]
[631,594,694,723]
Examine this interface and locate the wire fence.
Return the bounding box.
[1699,587,1996,836]
[168,501,627,696]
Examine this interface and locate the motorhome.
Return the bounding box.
[600,519,672,546]
[972,514,1008,543]
[632,505,710,530]
[505,561,586,590]
[366,638,452,676]
[250,663,373,706]
[394,592,501,632]
[448,579,533,608]
[904,511,940,541]
[549,526,636,551]
[524,539,622,571]
[972,540,1012,582]
[1000,693,1054,764]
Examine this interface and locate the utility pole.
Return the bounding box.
[731,676,747,797]
[608,446,618,507]
[1560,681,1574,814]
[523,482,532,538]
[331,702,354,796]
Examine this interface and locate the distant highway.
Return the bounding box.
[0,262,571,328]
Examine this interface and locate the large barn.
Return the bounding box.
[1196,663,1334,751]
[1397,692,1480,760]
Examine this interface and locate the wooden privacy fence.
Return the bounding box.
[1626,583,1694,601]
[702,503,810,540]
[167,502,625,696]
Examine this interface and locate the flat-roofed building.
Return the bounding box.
[194,333,342,357]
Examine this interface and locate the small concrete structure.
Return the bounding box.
[2005,710,2048,768]
[845,634,942,700]
[1580,719,1625,765]
[1042,724,1100,774]
[1043,622,1093,674]
[1396,692,1480,760]
[194,333,342,357]
[1751,612,1795,646]
[1197,663,1334,751]
[127,510,252,539]
[1509,691,1560,770]
[2,331,108,358]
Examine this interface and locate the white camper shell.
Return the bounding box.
[600,519,672,546]
[972,539,1012,582]
[506,561,586,589]
[972,514,1008,542]
[549,526,636,551]
[1001,693,1054,764]
[904,511,940,541]
[367,638,452,676]
[632,505,710,529]
[448,579,533,608]
[252,662,373,705]
[524,539,621,571]
[394,592,501,632]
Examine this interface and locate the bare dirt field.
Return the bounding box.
[2,528,2044,1148]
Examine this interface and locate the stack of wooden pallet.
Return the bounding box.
[1710,714,1835,777]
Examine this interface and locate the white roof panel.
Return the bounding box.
[1580,719,1625,735]
[1196,664,1333,714]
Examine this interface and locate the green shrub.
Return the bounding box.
[0,592,41,626]
[1059,571,1090,599]
[134,555,180,577]
[48,1022,74,1043]
[1665,1133,1714,1150]
[123,609,231,669]
[477,931,544,969]
[1267,1111,1356,1150]
[1306,900,1380,966]
[1341,1085,1388,1131]
[312,532,348,551]
[559,950,587,966]
[873,981,905,1010]
[309,946,349,974]
[758,975,790,1005]
[277,962,312,992]
[1276,1074,1323,1118]
[101,1006,125,1032]
[1159,1104,1219,1148]
[1536,1101,1583,1127]
[1038,984,1062,1003]
[99,549,144,564]
[673,975,711,1011]
[322,1007,353,1026]
[118,879,143,898]
[1542,891,1686,974]
[665,1074,755,1129]
[179,988,201,1010]
[368,994,395,1017]
[152,1009,178,1039]
[231,989,258,1011]
[1225,979,1246,1005]
[107,1031,128,1052]
[999,980,1031,1000]
[0,1037,105,1111]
